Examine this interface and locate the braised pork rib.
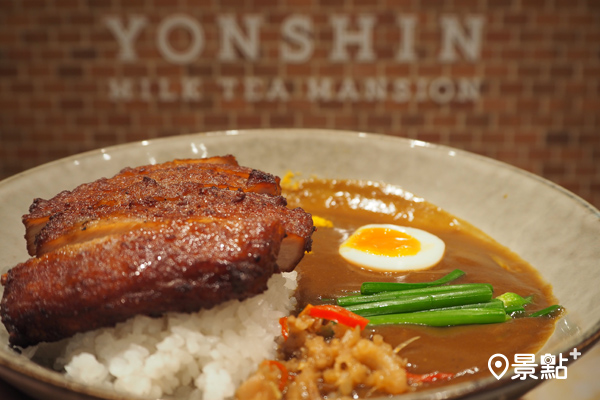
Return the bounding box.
[1,156,314,348]
[23,155,282,256]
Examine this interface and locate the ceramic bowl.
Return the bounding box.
[0,129,598,400]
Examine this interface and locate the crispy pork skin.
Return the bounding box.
[1,217,285,348]
[23,155,281,255]
[32,186,313,263]
[1,156,314,347]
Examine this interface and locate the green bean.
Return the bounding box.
[360,269,465,295]
[337,283,493,307]
[345,285,493,317]
[367,308,510,327]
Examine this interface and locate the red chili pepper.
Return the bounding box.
[305,304,369,330]
[407,371,455,383]
[261,360,289,391]
[279,316,289,341]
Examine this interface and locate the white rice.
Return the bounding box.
[51,272,297,400]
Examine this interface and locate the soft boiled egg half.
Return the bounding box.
[339,224,445,272]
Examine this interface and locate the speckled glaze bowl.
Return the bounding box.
[0,129,598,400]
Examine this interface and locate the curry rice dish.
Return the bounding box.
[0,156,560,400]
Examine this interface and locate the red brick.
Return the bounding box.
[553,30,580,42]
[22,30,49,43]
[486,29,512,43]
[57,65,83,77]
[518,65,543,77]
[503,13,529,25]
[284,64,313,77]
[581,99,600,112]
[499,82,524,96]
[27,98,53,109]
[235,113,263,127]
[122,65,150,76]
[269,113,296,127]
[542,161,567,176]
[187,64,215,76]
[431,114,458,127]
[519,30,544,43]
[516,99,543,112]
[465,114,490,127]
[381,100,411,112]
[0,66,18,77]
[349,63,379,76]
[545,131,571,146]
[39,48,64,59]
[252,63,279,77]
[484,64,510,77]
[283,0,316,6]
[123,101,153,112]
[332,113,359,129]
[417,64,444,76]
[10,81,34,93]
[171,112,199,127]
[91,65,118,77]
[514,130,542,145]
[384,64,413,75]
[204,113,230,127]
[582,66,600,78]
[60,98,85,110]
[219,97,248,111]
[366,114,393,128]
[139,114,165,127]
[568,13,595,25]
[76,115,101,126]
[107,114,132,126]
[481,98,509,112]
[71,48,98,60]
[400,114,425,127]
[21,0,47,8]
[536,13,561,25]
[450,64,478,76]
[533,48,558,60]
[55,0,80,6]
[86,0,113,7]
[300,112,328,127]
[530,115,554,127]
[501,48,527,60]
[532,82,556,95]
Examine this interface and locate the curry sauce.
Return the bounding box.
[283,178,558,391]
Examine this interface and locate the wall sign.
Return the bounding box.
[105,14,485,105]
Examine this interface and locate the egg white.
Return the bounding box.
[339,224,445,272]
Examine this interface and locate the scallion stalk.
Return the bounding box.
[367,308,509,327]
[360,269,465,295]
[417,298,505,312]
[530,305,563,318]
[345,285,493,317]
[337,283,493,307]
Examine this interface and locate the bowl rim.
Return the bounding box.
[0,128,598,400]
[3,128,599,218]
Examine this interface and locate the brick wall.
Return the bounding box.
[0,0,599,208]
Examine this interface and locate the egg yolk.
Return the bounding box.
[342,227,421,257]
